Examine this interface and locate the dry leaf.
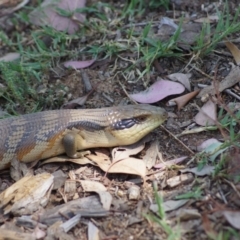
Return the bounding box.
[222,211,240,230]
[142,140,159,169]
[130,79,185,103]
[62,89,94,109]
[158,17,179,31]
[41,155,94,166]
[225,149,240,182]
[196,138,220,151]
[80,180,112,210]
[225,41,240,65]
[194,100,216,126]
[87,155,146,177]
[167,173,193,188]
[29,0,86,34]
[81,180,107,192]
[150,199,188,213]
[168,90,200,110]
[176,208,201,221]
[181,166,215,176]
[194,15,219,23]
[198,66,240,98]
[168,73,191,91]
[86,151,111,165]
[112,143,145,161]
[154,156,187,169]
[196,138,227,162]
[0,52,20,62]
[63,59,95,69]
[0,0,29,17]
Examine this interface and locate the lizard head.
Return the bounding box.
[108,104,167,145]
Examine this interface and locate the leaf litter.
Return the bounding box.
[29,0,86,34]
[130,79,185,103]
[2,1,240,239]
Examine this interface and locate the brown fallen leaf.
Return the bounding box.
[87,154,146,177]
[225,148,240,182]
[29,0,86,34]
[130,79,185,103]
[222,211,240,230]
[154,156,187,169]
[0,0,29,17]
[63,59,95,69]
[150,199,188,213]
[168,90,200,110]
[86,150,111,165]
[176,208,201,221]
[180,166,215,176]
[198,66,240,98]
[225,41,240,65]
[168,73,191,91]
[167,173,193,188]
[80,180,112,210]
[194,100,216,126]
[62,89,94,109]
[111,142,145,161]
[194,15,219,23]
[142,140,160,169]
[41,154,94,166]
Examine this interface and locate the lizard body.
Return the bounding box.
[0,104,167,170]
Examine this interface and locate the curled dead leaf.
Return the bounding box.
[194,100,216,126]
[225,41,240,65]
[168,73,191,91]
[168,90,200,110]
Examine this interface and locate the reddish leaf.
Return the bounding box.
[63,59,95,69]
[168,90,200,110]
[29,0,86,34]
[194,100,216,126]
[130,79,185,104]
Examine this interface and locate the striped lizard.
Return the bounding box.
[0,104,167,170]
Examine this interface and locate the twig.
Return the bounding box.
[118,80,138,104]
[190,64,215,80]
[223,178,240,199]
[198,83,240,101]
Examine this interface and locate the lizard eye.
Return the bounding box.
[134,115,148,122]
[112,115,148,130]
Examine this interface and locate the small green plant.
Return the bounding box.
[193,4,240,56]
[175,187,203,200]
[123,0,170,19]
[149,0,170,10]
[194,105,240,171]
[144,184,181,240]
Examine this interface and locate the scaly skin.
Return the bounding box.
[0,104,167,170]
